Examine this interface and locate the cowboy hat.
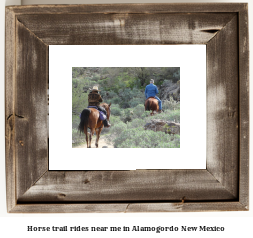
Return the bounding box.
[89,86,100,91]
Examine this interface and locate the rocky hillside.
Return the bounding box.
[158,80,180,102]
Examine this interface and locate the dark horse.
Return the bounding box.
[78,103,111,148]
[145,97,159,116]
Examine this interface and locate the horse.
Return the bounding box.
[145,97,159,116]
[78,103,111,148]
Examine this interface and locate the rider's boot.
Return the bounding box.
[103,119,111,128]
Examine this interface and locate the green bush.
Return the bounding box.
[129,98,144,108]
[120,108,133,123]
[140,111,151,119]
[110,104,122,116]
[72,79,88,116]
[162,97,180,111]
[106,97,120,105]
[113,127,180,148]
[72,128,86,146]
[127,118,144,129]
[109,115,121,126]
[151,108,180,123]
[118,87,145,108]
[132,104,145,119]
[72,115,80,129]
[105,121,127,141]
[102,90,119,104]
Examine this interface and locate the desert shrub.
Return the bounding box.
[140,111,151,119]
[110,104,122,116]
[162,96,180,111]
[105,121,127,141]
[118,87,145,108]
[103,90,119,104]
[167,109,180,123]
[109,115,121,125]
[149,108,180,123]
[120,108,133,123]
[113,127,180,148]
[105,107,180,147]
[132,104,145,119]
[129,98,144,108]
[72,128,86,146]
[127,118,144,129]
[72,115,80,129]
[72,79,88,116]
[106,97,120,105]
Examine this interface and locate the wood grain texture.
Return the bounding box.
[238,4,249,208]
[10,202,247,213]
[15,20,48,200]
[16,13,236,45]
[7,3,246,15]
[18,170,236,202]
[5,7,16,212]
[5,3,249,213]
[125,202,248,212]
[206,16,239,198]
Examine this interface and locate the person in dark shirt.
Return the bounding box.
[88,86,111,128]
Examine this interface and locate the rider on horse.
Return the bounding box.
[88,86,111,128]
[145,79,162,112]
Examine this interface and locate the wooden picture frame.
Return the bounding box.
[5,3,249,213]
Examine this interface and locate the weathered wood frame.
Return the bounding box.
[5,4,249,213]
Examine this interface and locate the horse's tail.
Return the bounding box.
[146,99,150,111]
[78,109,91,134]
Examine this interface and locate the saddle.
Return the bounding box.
[87,106,107,121]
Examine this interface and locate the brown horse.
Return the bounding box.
[145,97,159,116]
[78,103,111,148]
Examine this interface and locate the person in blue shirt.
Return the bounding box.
[145,79,162,111]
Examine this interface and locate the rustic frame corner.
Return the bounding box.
[5,3,249,213]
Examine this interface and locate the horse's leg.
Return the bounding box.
[87,132,90,147]
[83,125,89,148]
[89,128,95,148]
[95,127,102,148]
[95,128,99,148]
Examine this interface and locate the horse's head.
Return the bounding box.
[101,103,111,119]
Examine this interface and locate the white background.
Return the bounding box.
[0,0,252,237]
[49,45,206,170]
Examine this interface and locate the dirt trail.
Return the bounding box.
[75,136,114,148]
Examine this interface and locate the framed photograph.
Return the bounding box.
[49,45,206,170]
[5,4,249,213]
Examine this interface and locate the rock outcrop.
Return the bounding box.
[144,119,180,135]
